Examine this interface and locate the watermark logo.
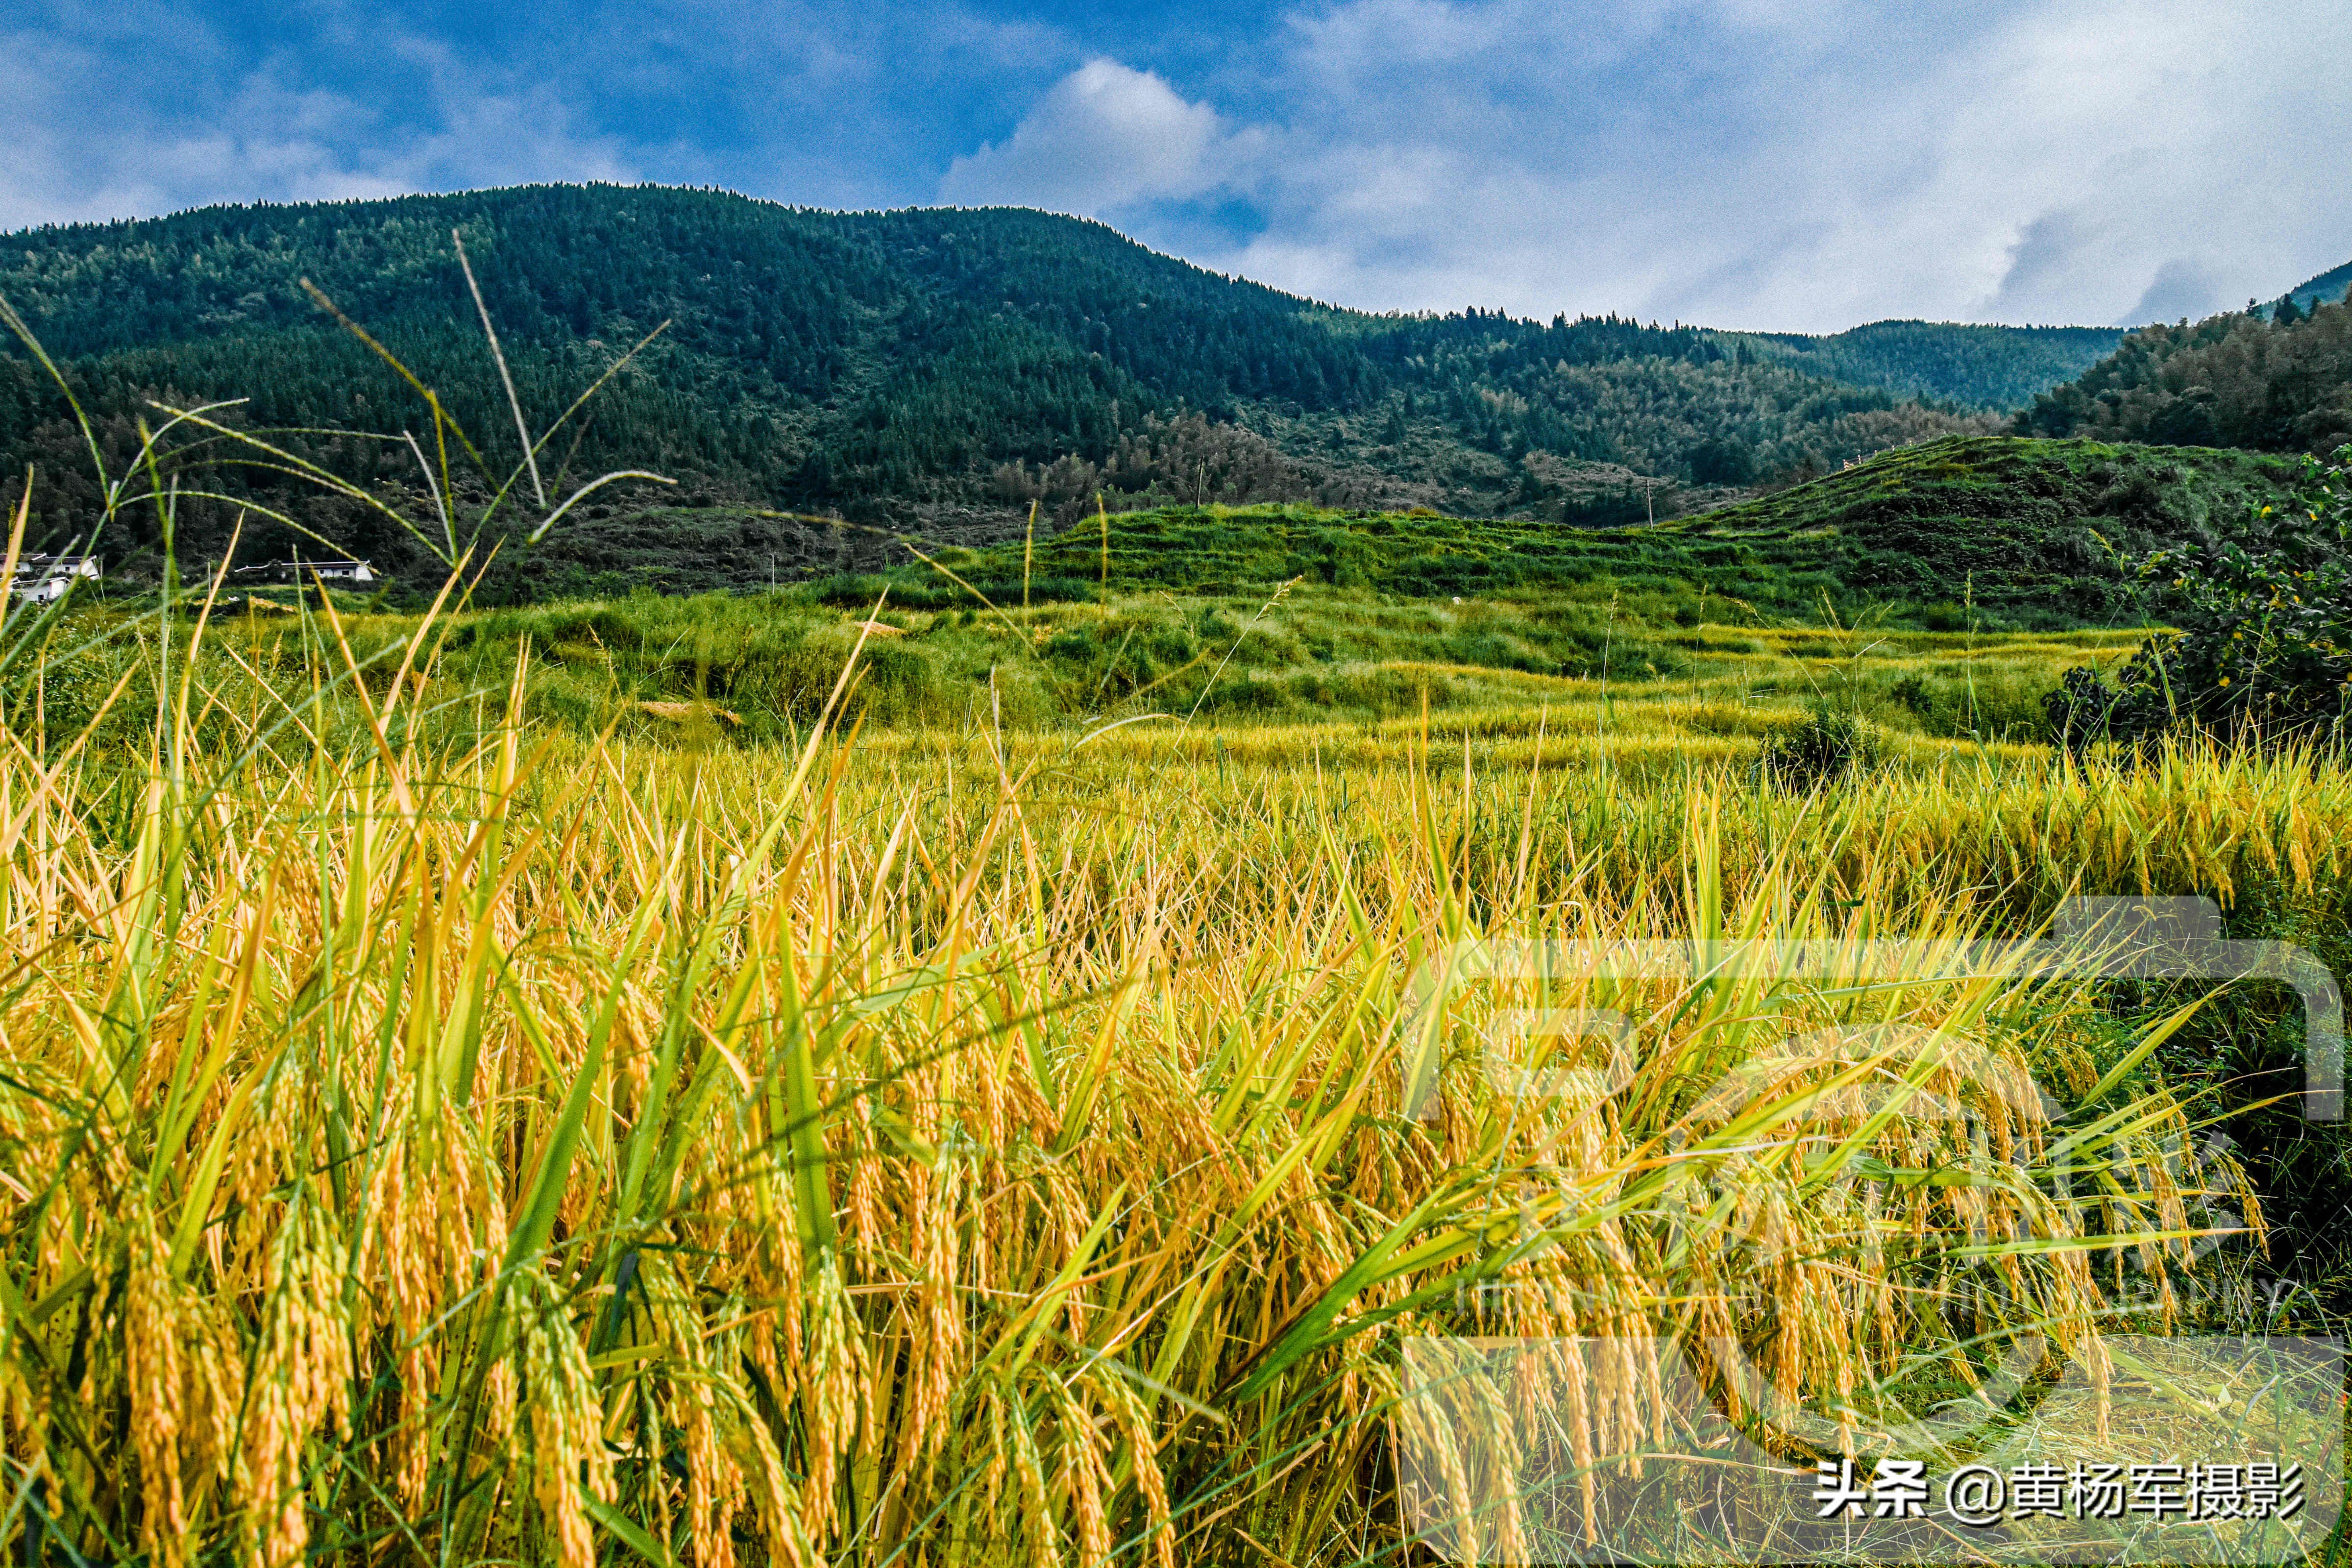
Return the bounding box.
[1392,898,2345,1563]
[1400,897,2341,1126]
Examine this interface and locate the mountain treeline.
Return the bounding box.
[2015,287,2352,454]
[1739,320,2126,411]
[0,184,2116,578]
[2264,258,2352,322]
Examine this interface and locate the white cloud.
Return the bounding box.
[939,59,1263,214]
[2132,258,2224,324]
[961,0,2352,331]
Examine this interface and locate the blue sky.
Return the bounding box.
[5,0,2348,333]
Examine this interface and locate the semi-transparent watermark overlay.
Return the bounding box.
[1392,897,2347,1564]
[1397,1334,2341,1564]
[1400,897,2341,1126]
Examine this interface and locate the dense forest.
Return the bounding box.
[1734,320,2125,411]
[2014,287,2352,453]
[0,184,2127,582]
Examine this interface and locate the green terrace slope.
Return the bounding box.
[251,435,2299,746]
[861,436,2296,629]
[1670,435,2297,619]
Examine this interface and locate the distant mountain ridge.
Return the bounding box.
[2270,258,2352,319]
[1737,320,2127,411]
[0,184,2125,578]
[2016,284,2352,454]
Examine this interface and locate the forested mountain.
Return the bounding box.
[0,184,2115,580]
[1736,320,2124,410]
[2265,258,2352,320]
[2013,289,2352,454]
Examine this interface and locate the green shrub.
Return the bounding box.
[2048,444,2352,751]
[1756,710,1878,791]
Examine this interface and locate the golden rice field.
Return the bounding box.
[0,599,2347,1568]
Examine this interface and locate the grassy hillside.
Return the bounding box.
[61,436,2271,755]
[453,435,2294,616]
[241,435,2278,758]
[1669,434,2298,617]
[0,185,2111,581]
[771,435,2293,628]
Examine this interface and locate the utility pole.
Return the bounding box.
[1639,475,1661,526]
